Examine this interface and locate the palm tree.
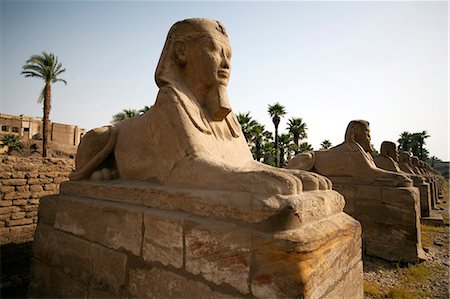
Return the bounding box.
[397,131,412,152]
[250,123,267,162]
[111,108,139,124]
[411,131,430,160]
[320,139,332,150]
[267,102,286,167]
[298,142,314,153]
[237,112,257,143]
[287,117,308,154]
[21,52,67,157]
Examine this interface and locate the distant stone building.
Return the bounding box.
[432,161,449,179]
[0,113,85,146]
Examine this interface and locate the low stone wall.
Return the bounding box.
[0,155,74,244]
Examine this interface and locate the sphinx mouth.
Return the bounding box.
[218,70,229,78]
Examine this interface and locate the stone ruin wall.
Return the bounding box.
[0,155,74,244]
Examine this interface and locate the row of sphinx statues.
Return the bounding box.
[29,18,445,298]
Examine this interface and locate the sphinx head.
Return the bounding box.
[380,141,399,162]
[155,18,232,121]
[411,156,420,166]
[344,120,373,153]
[399,151,411,163]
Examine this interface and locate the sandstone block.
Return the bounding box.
[15,185,30,192]
[143,211,184,268]
[0,224,36,244]
[28,198,40,205]
[44,183,57,191]
[28,258,88,298]
[26,211,38,217]
[0,200,12,207]
[54,196,142,255]
[26,172,39,179]
[0,186,15,193]
[0,172,12,179]
[24,204,39,211]
[250,213,362,299]
[33,224,127,292]
[2,179,27,186]
[185,221,251,294]
[0,206,20,215]
[11,212,26,219]
[12,199,28,205]
[7,217,33,226]
[128,268,232,299]
[11,171,26,179]
[27,178,53,185]
[30,185,43,192]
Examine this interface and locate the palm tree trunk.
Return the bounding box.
[42,82,51,158]
[274,126,279,167]
[294,135,299,155]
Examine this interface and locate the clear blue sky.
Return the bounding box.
[1,1,448,160]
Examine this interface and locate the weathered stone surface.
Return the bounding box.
[143,211,184,268]
[28,258,88,298]
[335,184,424,262]
[186,221,252,294]
[53,196,142,255]
[0,224,36,244]
[33,223,127,293]
[2,179,27,186]
[250,213,362,299]
[128,268,232,299]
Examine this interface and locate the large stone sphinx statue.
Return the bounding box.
[374,142,432,218]
[287,120,425,262]
[69,19,329,195]
[29,19,362,299]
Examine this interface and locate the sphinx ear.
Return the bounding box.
[174,41,186,65]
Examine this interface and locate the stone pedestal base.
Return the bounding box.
[331,180,425,262]
[29,180,363,299]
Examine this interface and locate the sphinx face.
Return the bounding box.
[355,124,373,153]
[184,34,231,89]
[387,145,399,162]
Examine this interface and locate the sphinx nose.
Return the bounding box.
[220,51,230,69]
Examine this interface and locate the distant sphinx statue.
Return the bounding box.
[287,120,425,262]
[287,120,411,187]
[375,143,432,218]
[70,18,330,195]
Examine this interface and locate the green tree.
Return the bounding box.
[398,131,412,152]
[267,102,286,167]
[0,134,23,154]
[397,131,430,161]
[139,105,152,115]
[411,131,430,160]
[320,139,332,150]
[21,52,67,157]
[112,108,139,124]
[237,112,257,143]
[287,117,308,154]
[250,123,269,162]
[298,142,314,153]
